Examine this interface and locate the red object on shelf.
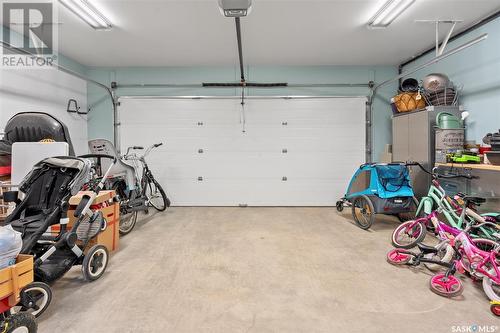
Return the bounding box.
[479,147,492,155]
[0,166,11,176]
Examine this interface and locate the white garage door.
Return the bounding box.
[118,97,366,206]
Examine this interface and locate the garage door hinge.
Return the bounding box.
[282,176,288,181]
[197,122,204,126]
[282,122,288,126]
[197,176,203,181]
[282,148,288,154]
[198,149,204,153]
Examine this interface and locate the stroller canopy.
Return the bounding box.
[20,156,91,196]
[346,163,414,199]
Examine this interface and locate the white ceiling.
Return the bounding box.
[9,0,500,67]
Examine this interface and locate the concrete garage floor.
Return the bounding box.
[39,208,497,332]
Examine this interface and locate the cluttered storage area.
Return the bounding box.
[1,1,500,332]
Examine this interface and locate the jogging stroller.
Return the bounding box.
[336,163,418,230]
[3,156,116,284]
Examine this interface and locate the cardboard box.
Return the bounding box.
[53,191,120,253]
[68,190,116,206]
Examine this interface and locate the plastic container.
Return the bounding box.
[0,225,23,269]
[436,112,463,129]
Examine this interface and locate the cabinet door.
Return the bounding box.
[408,111,429,162]
[408,111,430,197]
[392,115,409,162]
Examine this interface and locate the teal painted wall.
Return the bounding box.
[402,16,500,144]
[86,65,397,161]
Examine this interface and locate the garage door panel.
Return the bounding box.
[144,151,363,179]
[120,125,364,152]
[119,99,238,122]
[163,178,350,206]
[118,97,366,206]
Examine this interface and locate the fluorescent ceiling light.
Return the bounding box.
[59,0,112,30]
[218,0,252,17]
[368,0,415,28]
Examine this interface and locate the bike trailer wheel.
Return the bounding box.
[396,197,420,222]
[335,200,344,212]
[429,273,464,298]
[351,195,375,230]
[386,248,412,265]
[391,220,426,249]
[82,245,109,282]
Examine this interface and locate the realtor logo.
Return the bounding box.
[1,0,58,68]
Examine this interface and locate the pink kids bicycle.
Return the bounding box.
[388,217,500,300]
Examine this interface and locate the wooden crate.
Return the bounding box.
[0,255,34,308]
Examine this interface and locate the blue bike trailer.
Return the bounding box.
[345,163,414,199]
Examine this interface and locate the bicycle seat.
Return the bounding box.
[463,196,486,205]
[88,139,136,189]
[417,243,439,255]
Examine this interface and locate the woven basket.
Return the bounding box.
[393,92,426,112]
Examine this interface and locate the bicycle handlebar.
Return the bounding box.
[471,221,500,230]
[124,142,164,160]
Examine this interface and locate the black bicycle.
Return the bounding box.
[110,143,170,235]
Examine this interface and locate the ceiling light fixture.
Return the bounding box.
[368,0,415,28]
[59,0,112,30]
[218,0,252,17]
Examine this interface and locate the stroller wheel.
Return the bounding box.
[3,313,37,333]
[335,201,344,212]
[11,282,52,318]
[82,245,109,282]
[351,195,375,230]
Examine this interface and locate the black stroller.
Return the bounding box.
[3,156,116,289]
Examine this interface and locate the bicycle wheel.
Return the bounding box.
[145,178,168,211]
[491,303,500,316]
[472,238,498,253]
[424,244,454,271]
[429,273,464,298]
[483,277,500,302]
[119,210,138,236]
[387,248,412,265]
[351,195,375,230]
[391,220,426,249]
